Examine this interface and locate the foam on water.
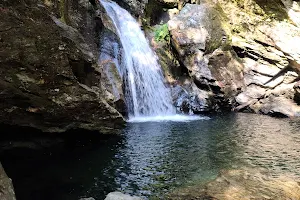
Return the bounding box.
[127,114,210,123]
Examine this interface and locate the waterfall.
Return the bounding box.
[100,0,176,119]
[99,0,203,122]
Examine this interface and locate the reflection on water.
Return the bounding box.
[115,116,241,197]
[233,114,300,179]
[2,113,300,200]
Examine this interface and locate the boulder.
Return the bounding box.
[167,3,244,112]
[252,96,300,117]
[104,192,142,200]
[171,84,212,113]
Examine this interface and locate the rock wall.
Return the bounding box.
[146,0,300,117]
[0,0,124,133]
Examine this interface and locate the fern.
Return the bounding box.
[154,24,170,42]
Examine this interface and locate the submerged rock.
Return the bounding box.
[168,167,300,200]
[104,191,142,200]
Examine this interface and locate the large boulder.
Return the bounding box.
[170,83,213,113]
[167,3,244,112]
[0,0,124,132]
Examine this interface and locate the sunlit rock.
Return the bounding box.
[104,192,142,200]
[168,167,300,200]
[167,3,243,112]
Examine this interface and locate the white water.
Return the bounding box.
[100,0,204,122]
[127,115,210,123]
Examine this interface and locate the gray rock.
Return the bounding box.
[235,84,266,105]
[104,192,143,200]
[254,96,300,117]
[171,84,211,113]
[167,4,244,111]
[0,163,16,200]
[114,0,148,17]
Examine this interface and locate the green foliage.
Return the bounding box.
[154,24,170,42]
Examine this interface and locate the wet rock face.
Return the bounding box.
[0,0,124,132]
[170,84,212,113]
[167,3,244,112]
[162,0,300,116]
[114,0,149,17]
[226,1,300,117]
[98,29,127,115]
[0,163,16,200]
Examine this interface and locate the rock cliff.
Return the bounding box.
[145,0,300,117]
[0,0,124,133]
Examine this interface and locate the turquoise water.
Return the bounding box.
[2,113,300,199]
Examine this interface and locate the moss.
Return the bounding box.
[59,0,70,24]
[204,3,233,54]
[254,0,289,21]
[229,0,289,21]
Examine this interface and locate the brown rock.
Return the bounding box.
[0,0,124,133]
[168,167,300,200]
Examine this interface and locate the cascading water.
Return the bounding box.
[100,0,175,118]
[100,0,201,122]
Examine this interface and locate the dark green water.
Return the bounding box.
[2,113,300,200]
